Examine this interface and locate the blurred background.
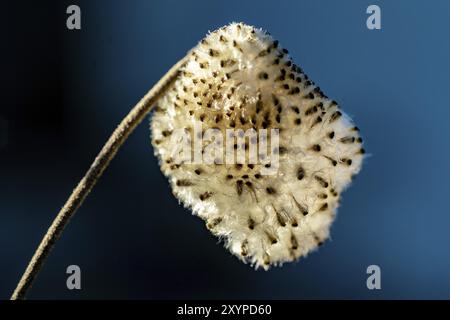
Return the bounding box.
[1,0,450,299]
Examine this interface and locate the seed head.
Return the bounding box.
[151,22,364,269]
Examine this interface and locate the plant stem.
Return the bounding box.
[11,55,188,300]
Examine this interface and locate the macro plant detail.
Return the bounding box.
[151,23,365,269]
[11,22,364,299]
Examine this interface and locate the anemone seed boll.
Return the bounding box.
[151,23,365,269]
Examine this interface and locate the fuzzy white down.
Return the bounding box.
[151,23,364,269]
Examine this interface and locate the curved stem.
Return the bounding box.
[11,55,188,300]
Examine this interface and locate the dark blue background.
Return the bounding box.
[1,0,449,299]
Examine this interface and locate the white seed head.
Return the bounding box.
[151,22,364,269]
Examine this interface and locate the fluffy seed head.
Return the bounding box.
[151,22,364,269]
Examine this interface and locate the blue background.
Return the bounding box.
[1,0,450,299]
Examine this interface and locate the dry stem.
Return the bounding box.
[11,55,188,300]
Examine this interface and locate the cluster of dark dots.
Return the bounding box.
[152,24,364,266]
[223,164,266,196]
[181,35,308,200]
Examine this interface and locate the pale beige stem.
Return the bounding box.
[11,55,188,300]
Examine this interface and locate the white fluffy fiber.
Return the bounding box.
[151,23,364,269]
